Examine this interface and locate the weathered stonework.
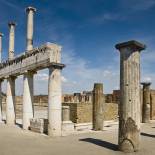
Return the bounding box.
[141,82,151,123]
[116,40,146,153]
[93,83,104,130]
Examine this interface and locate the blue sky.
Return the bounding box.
[0,0,155,95]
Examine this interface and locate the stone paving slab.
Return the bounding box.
[0,121,155,155]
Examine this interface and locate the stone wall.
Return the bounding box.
[63,102,118,123]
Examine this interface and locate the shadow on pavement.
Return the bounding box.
[79,138,118,151]
[141,132,155,138]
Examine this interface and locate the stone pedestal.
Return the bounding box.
[116,40,146,153]
[30,118,48,134]
[141,82,151,123]
[62,106,74,132]
[22,72,34,129]
[48,68,62,136]
[6,77,15,125]
[92,83,104,131]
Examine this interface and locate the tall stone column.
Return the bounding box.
[26,6,36,51]
[141,82,151,123]
[92,83,104,131]
[0,33,3,62]
[8,22,16,60]
[22,71,34,129]
[0,80,3,122]
[6,76,16,125]
[115,40,146,153]
[48,67,62,136]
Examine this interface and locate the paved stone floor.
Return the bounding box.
[0,121,155,155]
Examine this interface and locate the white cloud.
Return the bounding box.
[121,0,155,11]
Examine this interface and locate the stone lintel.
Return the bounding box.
[49,62,65,70]
[0,33,4,37]
[8,22,17,27]
[115,40,146,51]
[26,6,37,13]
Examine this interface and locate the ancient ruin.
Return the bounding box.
[0,5,155,155]
[116,40,146,152]
[0,7,65,136]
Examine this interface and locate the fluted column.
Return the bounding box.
[92,83,104,131]
[48,67,62,136]
[26,6,36,51]
[8,22,16,60]
[6,76,16,125]
[22,71,34,129]
[115,40,146,153]
[141,82,151,123]
[0,33,3,62]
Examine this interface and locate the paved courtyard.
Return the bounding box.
[0,121,155,155]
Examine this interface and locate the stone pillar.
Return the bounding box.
[92,83,104,131]
[22,71,34,130]
[8,22,16,60]
[0,33,3,62]
[141,82,151,123]
[0,80,3,122]
[115,40,146,153]
[48,67,62,136]
[62,106,70,122]
[6,76,16,125]
[26,6,36,51]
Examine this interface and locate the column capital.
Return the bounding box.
[115,40,146,51]
[8,22,17,27]
[26,6,37,13]
[0,33,4,37]
[141,82,151,87]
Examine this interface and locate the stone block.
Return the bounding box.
[30,118,48,134]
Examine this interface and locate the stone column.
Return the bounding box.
[8,22,16,60]
[92,83,104,131]
[6,76,16,125]
[0,80,3,122]
[26,6,36,51]
[0,33,3,62]
[48,67,62,136]
[22,71,34,130]
[115,40,146,153]
[141,82,151,123]
[62,106,70,122]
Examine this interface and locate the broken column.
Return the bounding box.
[26,6,36,51]
[92,83,104,131]
[8,22,16,60]
[62,106,74,132]
[115,40,146,153]
[22,6,36,130]
[141,82,151,123]
[6,22,16,125]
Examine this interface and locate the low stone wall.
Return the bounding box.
[63,102,118,123]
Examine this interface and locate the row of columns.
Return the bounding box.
[0,6,63,136]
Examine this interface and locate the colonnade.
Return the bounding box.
[0,6,64,136]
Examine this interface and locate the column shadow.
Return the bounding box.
[79,138,118,151]
[141,132,155,138]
